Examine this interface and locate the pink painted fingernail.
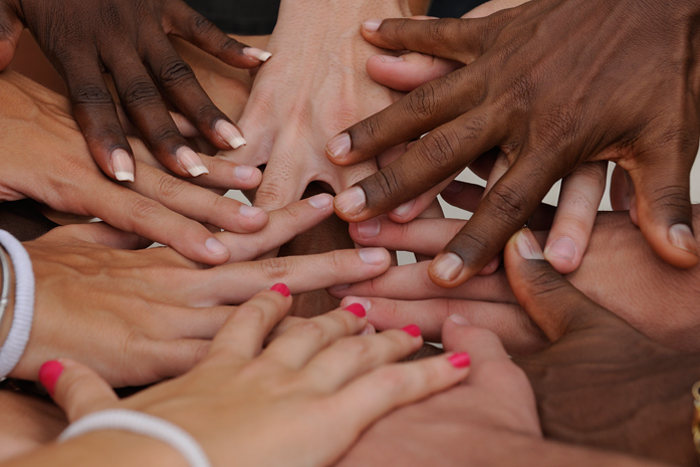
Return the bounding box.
[38,360,64,397]
[363,19,382,32]
[402,324,421,337]
[342,297,372,312]
[378,54,404,63]
[243,47,272,62]
[448,352,471,368]
[270,283,291,297]
[545,236,576,263]
[177,147,209,177]
[356,219,381,239]
[111,149,134,182]
[669,224,699,256]
[344,303,366,318]
[215,120,246,149]
[431,253,463,282]
[335,187,366,217]
[514,229,544,260]
[326,133,351,160]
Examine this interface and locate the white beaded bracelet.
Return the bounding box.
[59,409,212,467]
[0,230,34,378]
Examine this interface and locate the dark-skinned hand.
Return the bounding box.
[327,0,700,288]
[0,0,270,181]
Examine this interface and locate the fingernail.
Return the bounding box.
[449,314,470,326]
[343,297,372,312]
[111,149,134,182]
[243,47,272,62]
[215,120,247,149]
[177,147,209,177]
[431,253,464,282]
[205,237,229,256]
[363,19,382,32]
[235,165,257,181]
[344,303,366,318]
[402,324,421,337]
[359,248,387,265]
[448,352,471,368]
[240,205,265,219]
[356,218,381,239]
[545,237,576,263]
[669,224,699,256]
[270,283,291,297]
[335,187,366,217]
[326,133,352,160]
[391,199,415,219]
[514,229,544,260]
[307,194,333,209]
[38,360,64,397]
[378,54,404,63]
[360,324,376,335]
[329,284,350,293]
[443,181,464,195]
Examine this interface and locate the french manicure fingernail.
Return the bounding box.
[270,283,291,297]
[431,253,464,282]
[392,199,415,219]
[215,120,247,149]
[307,194,333,209]
[240,205,265,219]
[205,237,229,256]
[448,352,471,368]
[402,324,421,337]
[235,165,257,181]
[378,54,404,63]
[669,224,699,256]
[343,297,372,312]
[359,248,387,265]
[545,236,576,263]
[38,360,64,397]
[177,147,209,177]
[335,187,366,217]
[243,47,272,62]
[356,218,381,239]
[326,133,352,160]
[514,229,544,260]
[449,314,470,326]
[344,303,366,318]
[363,19,382,32]
[111,149,134,182]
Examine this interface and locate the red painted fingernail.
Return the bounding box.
[38,360,64,397]
[270,283,291,297]
[448,352,471,368]
[401,324,421,337]
[344,303,366,318]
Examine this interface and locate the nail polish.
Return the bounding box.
[38,360,64,397]
[358,248,387,265]
[326,133,351,160]
[342,297,372,312]
[448,352,471,368]
[402,324,421,337]
[243,47,272,62]
[177,147,209,177]
[111,149,134,182]
[270,283,291,297]
[431,253,463,282]
[356,219,381,239]
[334,187,366,217]
[344,303,366,318]
[514,229,544,260]
[215,120,246,149]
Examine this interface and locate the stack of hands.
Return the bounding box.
[1,0,700,465]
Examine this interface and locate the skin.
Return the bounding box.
[328,0,700,288]
[3,290,470,467]
[0,0,268,180]
[6,200,394,387]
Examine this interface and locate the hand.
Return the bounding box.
[328,0,700,288]
[0,71,265,265]
[7,0,270,181]
[39,288,469,467]
[11,203,392,387]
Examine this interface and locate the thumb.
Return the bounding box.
[39,359,119,422]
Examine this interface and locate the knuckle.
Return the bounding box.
[427,18,454,44]
[236,303,268,324]
[155,175,187,200]
[158,59,196,89]
[407,82,439,120]
[72,83,113,105]
[188,12,217,37]
[418,129,458,172]
[646,183,689,212]
[368,167,404,203]
[121,79,160,108]
[127,197,162,224]
[373,366,407,393]
[337,337,374,361]
[258,257,294,281]
[485,182,530,226]
[532,104,582,148]
[292,321,325,340]
[529,270,569,300]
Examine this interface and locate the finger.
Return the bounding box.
[208,286,291,363]
[609,164,632,211]
[624,144,698,268]
[251,158,309,212]
[80,181,231,265]
[215,195,335,263]
[40,223,146,250]
[167,2,270,68]
[62,58,135,182]
[333,108,503,222]
[144,38,248,151]
[304,327,424,392]
[43,360,118,422]
[156,305,236,339]
[386,175,458,224]
[202,247,392,304]
[128,162,268,234]
[430,154,562,287]
[0,8,23,70]
[192,155,262,191]
[544,162,607,274]
[262,307,368,369]
[505,228,623,342]
[326,66,489,167]
[366,52,462,92]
